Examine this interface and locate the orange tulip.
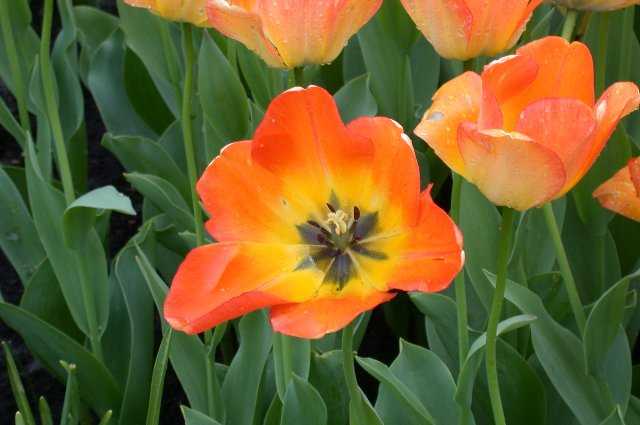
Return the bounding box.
[415,36,640,211]
[124,0,209,26]
[399,0,542,60]
[164,86,464,339]
[549,0,639,11]
[206,0,382,68]
[593,158,640,222]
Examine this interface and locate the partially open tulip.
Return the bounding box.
[164,86,464,339]
[400,0,542,60]
[206,0,382,68]
[549,0,639,11]
[593,158,640,222]
[124,0,209,26]
[415,36,640,211]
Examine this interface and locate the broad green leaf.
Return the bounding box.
[2,342,36,425]
[273,334,311,401]
[38,397,53,425]
[600,407,626,425]
[63,186,135,249]
[146,330,173,425]
[74,5,118,82]
[262,396,282,425]
[281,375,327,425]
[182,407,223,425]
[334,74,377,124]
[0,166,45,285]
[222,311,273,425]
[410,36,440,118]
[601,329,632,413]
[199,31,250,143]
[625,397,640,423]
[0,302,121,416]
[374,341,460,425]
[309,351,349,425]
[349,387,384,425]
[236,43,284,110]
[0,95,26,145]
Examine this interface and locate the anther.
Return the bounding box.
[326,203,336,213]
[353,206,360,221]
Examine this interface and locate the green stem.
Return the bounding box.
[485,208,515,425]
[0,0,30,131]
[181,24,204,247]
[596,13,610,96]
[462,59,476,73]
[341,320,360,402]
[41,0,75,204]
[561,10,579,42]
[450,174,469,371]
[542,203,586,333]
[288,67,305,88]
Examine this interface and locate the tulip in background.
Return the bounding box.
[594,157,640,221]
[164,86,464,338]
[416,36,640,211]
[124,0,209,25]
[550,0,640,11]
[206,0,383,68]
[400,0,543,60]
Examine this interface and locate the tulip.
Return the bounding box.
[206,0,382,68]
[415,36,640,211]
[593,157,640,222]
[549,0,639,11]
[124,0,209,26]
[164,86,464,339]
[399,0,543,60]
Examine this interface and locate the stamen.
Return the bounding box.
[353,206,360,221]
[325,209,353,235]
[326,203,336,213]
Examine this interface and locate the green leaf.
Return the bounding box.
[98,410,113,425]
[334,74,378,124]
[280,376,327,425]
[0,95,26,145]
[309,351,349,425]
[0,302,121,416]
[349,387,384,425]
[222,311,273,425]
[2,342,36,425]
[38,397,53,425]
[273,335,311,401]
[63,186,135,249]
[182,407,223,425]
[236,43,284,110]
[262,396,282,425]
[410,36,440,117]
[374,340,460,425]
[356,353,436,424]
[600,407,626,425]
[60,362,80,425]
[199,31,250,143]
[146,330,173,425]
[0,166,45,285]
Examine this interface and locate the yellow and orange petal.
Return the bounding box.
[550,0,640,11]
[593,158,640,222]
[124,0,209,26]
[399,0,542,60]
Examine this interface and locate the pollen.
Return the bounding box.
[325,209,353,235]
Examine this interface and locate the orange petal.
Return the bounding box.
[497,37,595,129]
[164,243,323,334]
[574,82,640,185]
[207,1,285,67]
[593,159,640,222]
[630,157,640,196]
[388,189,464,293]
[347,117,421,228]
[258,0,381,68]
[515,98,596,194]
[197,141,305,243]
[457,123,566,210]
[252,86,373,215]
[415,72,482,176]
[400,0,472,59]
[269,291,395,339]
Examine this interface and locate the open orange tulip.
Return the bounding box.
[549,0,639,11]
[415,36,640,211]
[124,0,209,26]
[206,0,382,68]
[593,158,640,222]
[164,86,464,339]
[399,0,542,60]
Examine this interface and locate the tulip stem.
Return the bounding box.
[341,320,360,403]
[450,174,469,370]
[462,59,476,73]
[181,24,204,247]
[41,0,75,204]
[561,10,579,42]
[542,203,586,333]
[485,207,515,425]
[0,0,30,132]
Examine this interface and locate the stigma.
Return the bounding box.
[325,209,354,235]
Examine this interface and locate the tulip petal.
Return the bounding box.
[496,37,595,129]
[164,243,323,334]
[270,291,395,338]
[387,189,464,293]
[515,98,596,193]
[458,123,566,210]
[252,86,374,215]
[207,0,285,68]
[415,72,482,176]
[630,157,640,196]
[593,159,640,222]
[197,141,307,243]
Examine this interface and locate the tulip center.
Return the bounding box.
[296,202,387,289]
